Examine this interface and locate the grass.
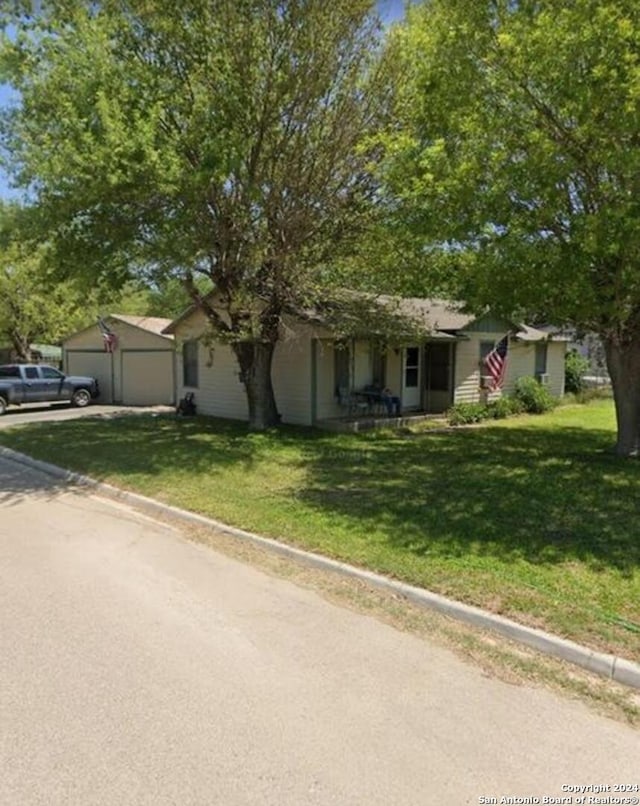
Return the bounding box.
[1,399,639,664]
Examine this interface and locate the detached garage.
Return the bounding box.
[63,315,175,406]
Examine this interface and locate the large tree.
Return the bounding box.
[1,0,388,428]
[382,0,640,456]
[0,203,94,359]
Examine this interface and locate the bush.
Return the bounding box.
[486,395,524,419]
[565,349,590,394]
[514,376,558,414]
[447,402,489,425]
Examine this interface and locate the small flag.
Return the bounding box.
[483,335,509,390]
[98,318,118,353]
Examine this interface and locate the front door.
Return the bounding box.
[402,346,421,410]
[424,342,453,413]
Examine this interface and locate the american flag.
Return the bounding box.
[483,335,509,390]
[97,318,118,353]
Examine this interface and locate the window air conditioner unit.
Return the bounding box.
[536,372,549,385]
[480,375,494,389]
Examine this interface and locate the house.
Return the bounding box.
[62,315,175,405]
[0,343,62,367]
[164,296,567,426]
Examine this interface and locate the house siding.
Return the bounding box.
[454,332,566,404]
[174,312,314,425]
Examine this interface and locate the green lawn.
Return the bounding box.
[2,400,639,662]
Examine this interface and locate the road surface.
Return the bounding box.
[0,453,637,805]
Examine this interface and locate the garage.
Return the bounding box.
[66,351,114,403]
[121,350,174,406]
[63,315,175,406]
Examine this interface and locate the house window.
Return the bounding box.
[404,347,419,388]
[535,342,548,375]
[479,341,494,366]
[334,342,350,394]
[182,340,199,388]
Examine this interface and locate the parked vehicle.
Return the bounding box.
[0,364,99,415]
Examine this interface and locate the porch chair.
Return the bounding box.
[337,386,369,417]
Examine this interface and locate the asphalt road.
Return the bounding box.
[0,454,638,806]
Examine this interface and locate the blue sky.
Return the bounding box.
[0,0,409,200]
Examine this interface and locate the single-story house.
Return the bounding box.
[63,315,175,405]
[0,343,62,367]
[163,296,568,426]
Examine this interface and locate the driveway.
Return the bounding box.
[0,403,173,429]
[0,453,637,806]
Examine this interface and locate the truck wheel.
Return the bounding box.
[0,397,6,415]
[71,388,91,408]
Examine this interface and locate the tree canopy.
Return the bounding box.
[1,0,389,428]
[381,0,640,455]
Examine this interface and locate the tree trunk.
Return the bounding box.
[232,340,281,430]
[10,331,31,363]
[604,336,640,457]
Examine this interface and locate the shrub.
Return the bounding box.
[565,349,590,394]
[486,395,524,419]
[447,402,489,425]
[514,376,558,413]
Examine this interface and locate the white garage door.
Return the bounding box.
[121,351,174,406]
[66,351,113,403]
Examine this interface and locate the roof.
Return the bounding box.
[383,296,474,332]
[110,315,174,337]
[163,292,555,342]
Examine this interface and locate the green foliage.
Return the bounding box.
[565,349,590,394]
[381,0,640,452]
[447,402,489,425]
[1,1,391,427]
[447,395,524,425]
[487,395,525,419]
[1,1,386,316]
[514,376,558,414]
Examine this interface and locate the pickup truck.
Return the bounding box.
[0,364,100,415]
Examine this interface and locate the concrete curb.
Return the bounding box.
[3,445,640,690]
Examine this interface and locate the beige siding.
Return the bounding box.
[272,329,312,425]
[176,340,248,420]
[453,335,486,404]
[353,341,371,389]
[315,340,341,420]
[547,342,566,397]
[503,341,536,395]
[174,312,314,424]
[454,333,566,403]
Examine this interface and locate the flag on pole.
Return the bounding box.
[98,318,118,353]
[483,335,509,390]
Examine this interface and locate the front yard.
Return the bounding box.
[1,400,638,662]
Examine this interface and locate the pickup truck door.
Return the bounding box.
[20,365,51,402]
[38,366,69,401]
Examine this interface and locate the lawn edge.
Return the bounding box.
[3,444,639,691]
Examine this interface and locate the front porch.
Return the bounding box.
[315,411,447,433]
[311,337,457,426]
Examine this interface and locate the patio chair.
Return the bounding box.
[337,387,369,417]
